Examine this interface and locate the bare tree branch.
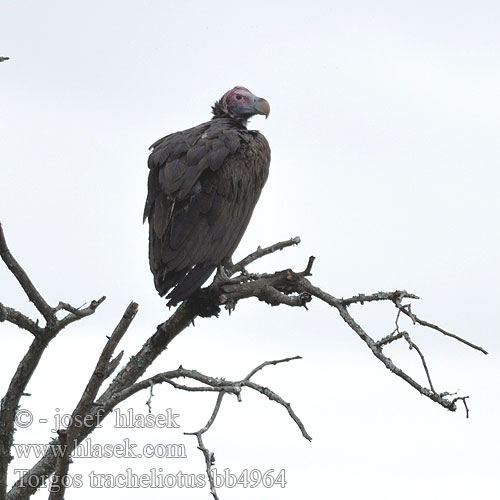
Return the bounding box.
[49,302,138,499]
[112,356,309,447]
[0,223,106,499]
[0,302,42,336]
[117,356,309,500]
[1,229,487,500]
[0,223,54,325]
[302,281,486,412]
[46,430,69,500]
[7,302,196,500]
[215,261,487,414]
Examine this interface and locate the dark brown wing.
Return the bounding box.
[145,118,270,305]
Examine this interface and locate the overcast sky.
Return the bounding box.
[1,1,499,499]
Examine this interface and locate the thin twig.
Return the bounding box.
[244,355,302,380]
[185,392,226,500]
[53,301,87,315]
[146,380,154,413]
[244,380,312,441]
[451,396,470,418]
[341,290,420,306]
[56,296,106,329]
[394,299,488,354]
[401,331,436,393]
[229,237,301,275]
[376,331,404,348]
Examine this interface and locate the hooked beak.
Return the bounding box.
[253,97,270,118]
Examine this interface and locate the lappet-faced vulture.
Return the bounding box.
[144,86,271,305]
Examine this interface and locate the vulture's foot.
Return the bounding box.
[213,264,240,286]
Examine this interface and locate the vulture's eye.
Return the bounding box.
[235,95,243,100]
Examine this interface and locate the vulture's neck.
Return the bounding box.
[211,101,248,128]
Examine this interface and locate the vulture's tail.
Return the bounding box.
[160,264,216,307]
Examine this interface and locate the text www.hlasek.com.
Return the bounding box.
[13,438,186,459]
[13,468,287,490]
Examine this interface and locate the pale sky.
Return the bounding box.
[1,1,499,499]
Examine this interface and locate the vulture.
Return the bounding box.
[144,86,271,306]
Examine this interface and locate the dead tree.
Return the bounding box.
[0,222,487,500]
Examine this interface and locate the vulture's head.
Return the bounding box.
[212,86,270,121]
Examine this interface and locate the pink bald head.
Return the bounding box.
[215,86,270,120]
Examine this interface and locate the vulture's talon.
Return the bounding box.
[216,265,232,283]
